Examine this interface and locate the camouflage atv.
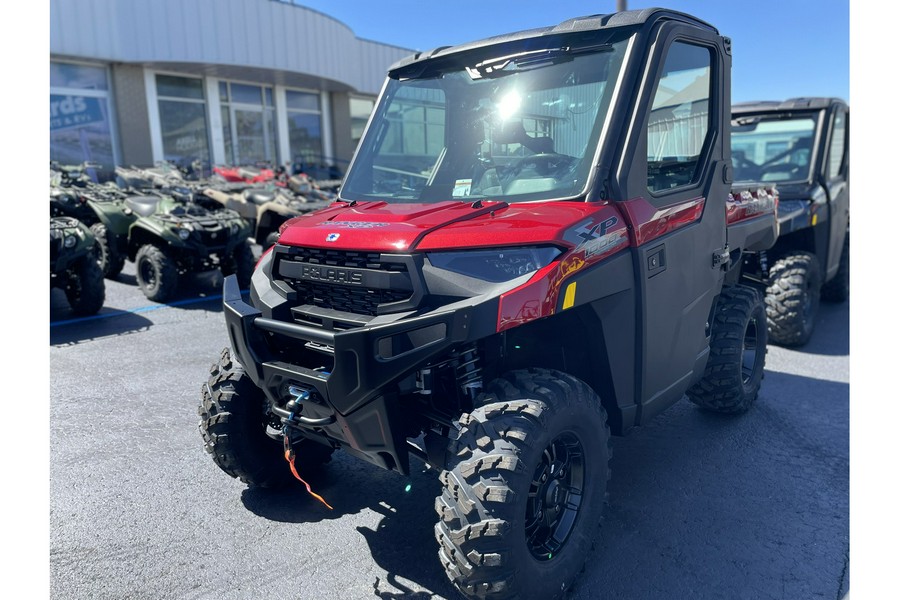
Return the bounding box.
[50,216,105,316]
[200,182,332,247]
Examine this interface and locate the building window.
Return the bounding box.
[156,74,210,169]
[50,62,117,180]
[285,90,324,169]
[219,81,278,166]
[350,97,375,146]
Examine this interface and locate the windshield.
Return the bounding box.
[341,38,631,204]
[731,115,818,183]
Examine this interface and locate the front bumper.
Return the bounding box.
[222,274,490,473]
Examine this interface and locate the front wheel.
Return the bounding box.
[435,369,611,600]
[135,244,178,302]
[65,251,105,315]
[198,348,333,488]
[220,241,255,289]
[686,285,767,414]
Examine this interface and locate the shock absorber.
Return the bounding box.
[455,344,483,404]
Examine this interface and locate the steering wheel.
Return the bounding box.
[508,153,577,178]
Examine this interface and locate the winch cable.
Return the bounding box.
[282,434,333,510]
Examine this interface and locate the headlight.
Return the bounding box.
[177,228,191,240]
[64,235,77,248]
[427,247,561,283]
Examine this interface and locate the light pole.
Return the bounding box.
[617,1,628,11]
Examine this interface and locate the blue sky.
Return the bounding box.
[295,0,850,104]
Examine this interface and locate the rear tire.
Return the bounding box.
[821,234,849,302]
[135,244,178,302]
[765,251,821,346]
[198,348,333,488]
[65,250,105,316]
[687,285,767,414]
[90,222,125,279]
[435,369,611,600]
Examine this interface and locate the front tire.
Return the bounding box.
[221,241,255,289]
[687,285,767,414]
[65,251,105,316]
[198,348,333,488]
[435,369,611,600]
[765,252,821,346]
[135,244,178,302]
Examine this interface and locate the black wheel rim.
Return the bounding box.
[139,258,156,290]
[524,432,585,561]
[742,315,760,385]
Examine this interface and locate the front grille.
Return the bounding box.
[192,224,229,247]
[276,248,413,317]
[302,282,410,314]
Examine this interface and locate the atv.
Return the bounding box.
[200,181,333,247]
[50,216,105,316]
[199,9,778,600]
[732,97,850,345]
[52,163,254,302]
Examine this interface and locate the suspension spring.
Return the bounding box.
[455,344,483,403]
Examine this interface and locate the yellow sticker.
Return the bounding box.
[563,282,577,310]
[812,213,818,226]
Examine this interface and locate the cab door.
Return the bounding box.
[824,106,849,279]
[610,24,730,422]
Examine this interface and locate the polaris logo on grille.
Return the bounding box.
[299,265,363,285]
[326,233,340,242]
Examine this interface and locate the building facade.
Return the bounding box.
[49,0,412,180]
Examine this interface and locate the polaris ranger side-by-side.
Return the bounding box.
[199,9,778,599]
[732,97,849,345]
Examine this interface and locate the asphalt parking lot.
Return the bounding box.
[49,251,849,600]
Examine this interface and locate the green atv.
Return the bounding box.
[52,163,254,302]
[50,216,105,316]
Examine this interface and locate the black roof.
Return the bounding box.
[732,97,849,114]
[388,8,718,76]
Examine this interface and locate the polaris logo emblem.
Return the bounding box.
[326,233,340,242]
[299,265,363,285]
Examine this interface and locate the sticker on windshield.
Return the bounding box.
[452,179,473,198]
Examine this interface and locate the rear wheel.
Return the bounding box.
[435,369,610,600]
[687,285,767,414]
[765,251,821,346]
[198,348,333,488]
[90,222,125,279]
[135,243,178,302]
[821,234,849,302]
[65,251,105,315]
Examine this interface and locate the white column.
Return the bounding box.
[320,90,333,165]
[143,68,163,163]
[205,78,226,166]
[274,85,290,167]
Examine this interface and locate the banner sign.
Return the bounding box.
[50,95,106,132]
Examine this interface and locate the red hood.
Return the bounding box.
[277,200,611,252]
